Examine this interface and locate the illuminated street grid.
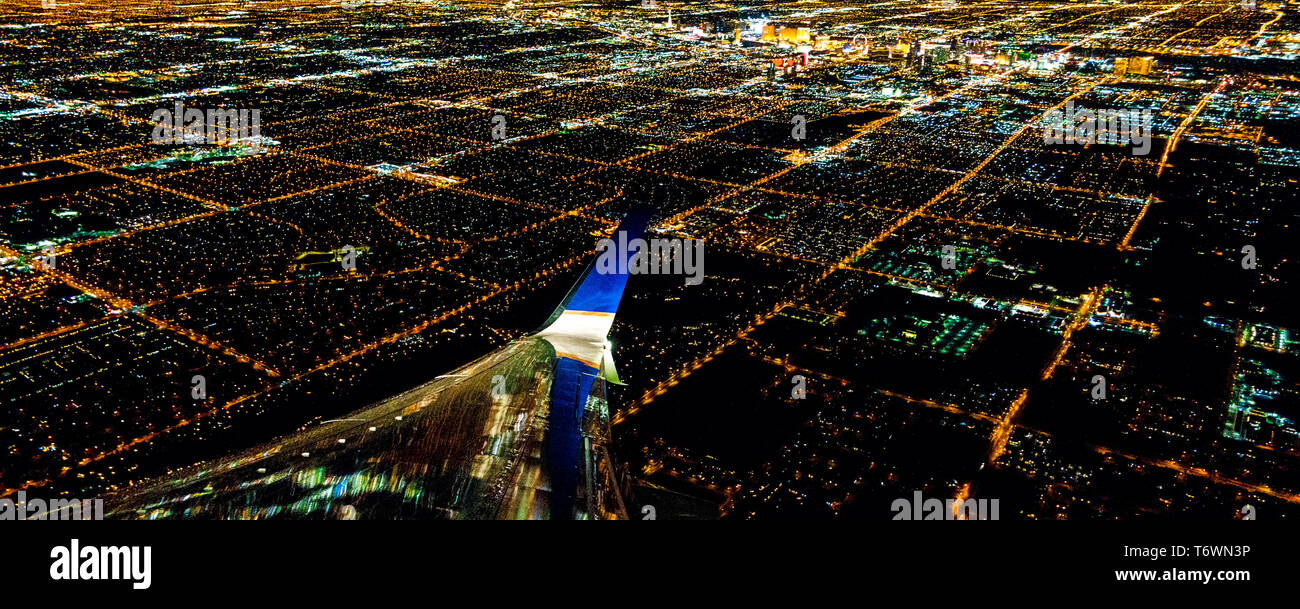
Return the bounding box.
[0,0,1298,518]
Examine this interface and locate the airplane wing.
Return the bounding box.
[106,210,650,520]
